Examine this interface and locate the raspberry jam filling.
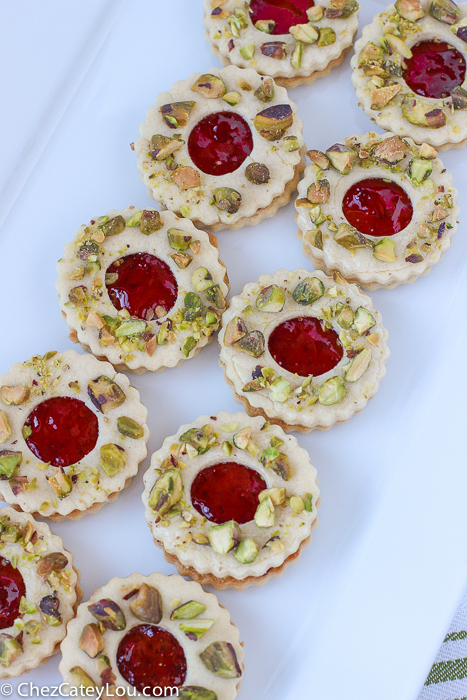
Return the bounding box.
[0,557,26,629]
[188,112,253,176]
[117,624,187,692]
[268,316,343,377]
[249,0,314,35]
[402,40,466,99]
[106,253,178,321]
[24,397,99,468]
[342,177,413,237]
[191,462,267,524]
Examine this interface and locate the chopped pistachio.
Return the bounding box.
[199,642,242,678]
[212,187,242,214]
[130,584,163,624]
[192,267,213,292]
[208,520,241,554]
[235,538,259,564]
[171,600,206,620]
[191,74,226,98]
[254,77,275,103]
[318,376,347,405]
[88,599,126,631]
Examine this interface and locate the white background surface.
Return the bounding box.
[0,1,466,698]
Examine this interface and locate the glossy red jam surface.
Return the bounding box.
[402,40,466,99]
[24,397,99,468]
[249,0,314,34]
[268,316,343,377]
[106,253,178,320]
[342,178,413,237]
[188,112,253,176]
[191,462,267,524]
[117,624,187,692]
[0,557,26,629]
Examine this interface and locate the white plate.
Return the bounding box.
[0,1,466,698]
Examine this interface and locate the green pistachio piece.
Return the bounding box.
[395,0,425,20]
[182,337,198,358]
[212,187,242,214]
[160,101,196,128]
[401,97,447,128]
[157,320,170,345]
[259,487,286,505]
[451,86,467,110]
[150,134,184,161]
[48,472,72,498]
[224,317,247,346]
[180,619,215,640]
[385,34,412,58]
[0,385,29,406]
[79,623,104,659]
[374,135,407,164]
[171,600,207,620]
[326,143,356,174]
[239,44,256,60]
[184,292,204,321]
[307,179,330,204]
[260,41,288,59]
[233,426,251,450]
[256,285,285,312]
[325,0,359,18]
[370,83,402,110]
[336,305,354,329]
[255,19,276,33]
[89,599,126,631]
[304,229,323,250]
[117,416,144,439]
[334,223,373,250]
[306,149,330,170]
[88,376,126,414]
[353,307,376,334]
[100,444,126,477]
[235,538,259,564]
[115,320,147,337]
[0,634,22,668]
[290,496,305,513]
[262,451,293,481]
[289,23,319,43]
[149,468,183,520]
[180,426,211,451]
[291,40,303,69]
[307,5,324,20]
[283,135,300,152]
[254,77,275,103]
[69,667,96,689]
[235,331,265,358]
[191,74,226,98]
[206,284,226,309]
[254,104,293,141]
[192,267,213,292]
[68,285,87,307]
[1,523,21,543]
[130,584,163,624]
[140,210,163,234]
[200,642,242,679]
[318,376,347,405]
[293,277,325,305]
[40,593,62,625]
[343,348,372,382]
[37,552,68,577]
[429,0,460,24]
[373,237,396,262]
[303,493,313,511]
[77,240,99,261]
[98,215,125,237]
[208,520,241,554]
[245,162,270,184]
[254,496,275,527]
[408,157,433,184]
[179,688,218,700]
[168,229,193,250]
[0,451,22,480]
[318,27,336,46]
[270,377,291,403]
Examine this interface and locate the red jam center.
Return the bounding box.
[402,40,466,99]
[117,624,187,693]
[0,557,26,629]
[24,397,99,468]
[342,177,413,237]
[106,253,178,321]
[188,112,253,176]
[249,0,314,34]
[191,462,267,524]
[268,316,343,377]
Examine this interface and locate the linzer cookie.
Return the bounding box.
[0,350,149,521]
[351,0,467,151]
[57,207,229,374]
[0,508,81,679]
[142,412,320,589]
[59,572,244,699]
[204,0,360,88]
[219,269,389,432]
[295,132,458,289]
[134,65,305,231]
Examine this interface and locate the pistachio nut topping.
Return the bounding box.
[59,572,244,700]
[295,132,458,289]
[135,66,305,231]
[219,270,389,432]
[0,350,149,520]
[0,508,79,679]
[203,0,360,87]
[351,2,467,149]
[142,411,320,586]
[57,208,229,373]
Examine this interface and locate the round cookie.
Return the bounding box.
[0,350,149,521]
[219,269,389,432]
[351,0,467,151]
[204,0,360,88]
[57,207,229,374]
[142,411,320,589]
[134,65,305,231]
[59,572,244,699]
[0,507,81,679]
[295,132,458,289]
